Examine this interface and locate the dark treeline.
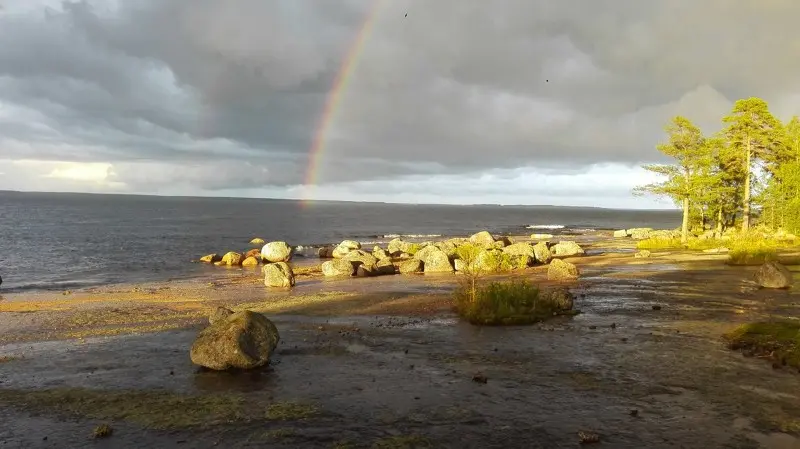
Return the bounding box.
[636,97,800,243]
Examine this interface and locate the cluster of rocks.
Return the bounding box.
[199,239,296,288]
[613,228,681,240]
[316,231,584,281]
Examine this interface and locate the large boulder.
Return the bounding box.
[209,306,234,324]
[423,248,454,273]
[250,238,266,246]
[755,261,793,289]
[322,259,355,277]
[344,250,380,277]
[627,228,654,240]
[200,254,221,263]
[318,246,335,259]
[544,288,575,311]
[533,241,552,264]
[242,256,260,267]
[551,241,585,258]
[469,231,496,248]
[547,259,580,281]
[263,262,295,288]
[221,251,244,266]
[613,230,628,238]
[435,241,458,258]
[261,241,293,263]
[372,246,391,261]
[344,250,379,267]
[503,243,536,259]
[190,310,280,371]
[413,245,440,261]
[376,259,396,275]
[245,248,262,260]
[333,240,361,259]
[399,258,423,274]
[388,238,413,255]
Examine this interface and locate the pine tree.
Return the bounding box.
[721,98,784,232]
[635,116,710,243]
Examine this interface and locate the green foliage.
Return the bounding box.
[724,321,800,369]
[454,244,517,273]
[454,243,483,264]
[637,98,800,235]
[453,280,572,326]
[635,116,715,241]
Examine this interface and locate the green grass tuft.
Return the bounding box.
[724,321,800,368]
[265,401,318,420]
[454,280,573,326]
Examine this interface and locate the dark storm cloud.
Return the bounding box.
[1,0,800,192]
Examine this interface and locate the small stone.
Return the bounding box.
[589,325,597,330]
[610,323,617,329]
[578,431,600,444]
[169,370,174,376]
[93,424,113,439]
[472,374,488,384]
[652,305,662,311]
[629,409,639,417]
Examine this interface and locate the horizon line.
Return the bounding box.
[0,189,678,211]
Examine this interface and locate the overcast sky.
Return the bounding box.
[2,0,799,208]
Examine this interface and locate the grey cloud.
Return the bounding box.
[1,0,799,192]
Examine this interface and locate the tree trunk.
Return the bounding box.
[716,208,723,234]
[742,137,752,232]
[681,197,690,244]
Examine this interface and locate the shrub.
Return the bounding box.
[636,237,725,251]
[724,321,800,369]
[636,237,683,250]
[454,280,573,326]
[726,232,780,265]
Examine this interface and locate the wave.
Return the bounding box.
[526,225,565,230]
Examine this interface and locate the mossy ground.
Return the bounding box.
[724,321,800,368]
[0,388,318,429]
[371,435,431,449]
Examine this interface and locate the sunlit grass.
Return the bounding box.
[454,280,573,325]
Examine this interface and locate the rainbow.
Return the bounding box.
[301,0,386,203]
